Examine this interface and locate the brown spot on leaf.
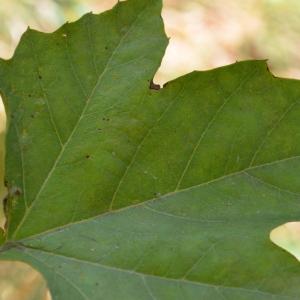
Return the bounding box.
[14,189,22,196]
[149,80,160,90]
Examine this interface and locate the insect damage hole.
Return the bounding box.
[149,80,160,90]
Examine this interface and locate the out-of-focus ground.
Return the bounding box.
[270,223,300,262]
[0,262,50,300]
[1,0,300,299]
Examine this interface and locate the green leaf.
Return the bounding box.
[1,0,300,299]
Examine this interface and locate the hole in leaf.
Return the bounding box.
[0,261,51,300]
[149,80,160,90]
[270,222,300,261]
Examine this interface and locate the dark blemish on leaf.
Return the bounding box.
[30,114,34,118]
[3,197,8,211]
[265,62,276,77]
[15,189,21,196]
[78,234,97,242]
[97,128,102,132]
[38,75,42,80]
[95,282,99,286]
[85,155,91,159]
[3,196,9,230]
[28,94,32,98]
[102,117,110,121]
[105,46,108,50]
[10,187,22,197]
[149,80,160,90]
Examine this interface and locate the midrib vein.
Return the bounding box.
[20,245,296,299]
[12,2,151,239]
[16,154,300,242]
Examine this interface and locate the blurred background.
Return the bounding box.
[1,0,300,299]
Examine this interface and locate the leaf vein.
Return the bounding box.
[12,2,152,238]
[175,67,259,190]
[18,155,300,241]
[109,85,185,210]
[25,250,89,300]
[20,245,297,300]
[249,100,299,166]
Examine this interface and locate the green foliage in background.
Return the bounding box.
[1,0,300,299]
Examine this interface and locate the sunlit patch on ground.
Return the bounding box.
[0,261,50,300]
[270,222,300,261]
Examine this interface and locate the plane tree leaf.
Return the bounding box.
[1,0,300,299]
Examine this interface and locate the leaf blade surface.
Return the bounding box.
[1,1,300,299]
